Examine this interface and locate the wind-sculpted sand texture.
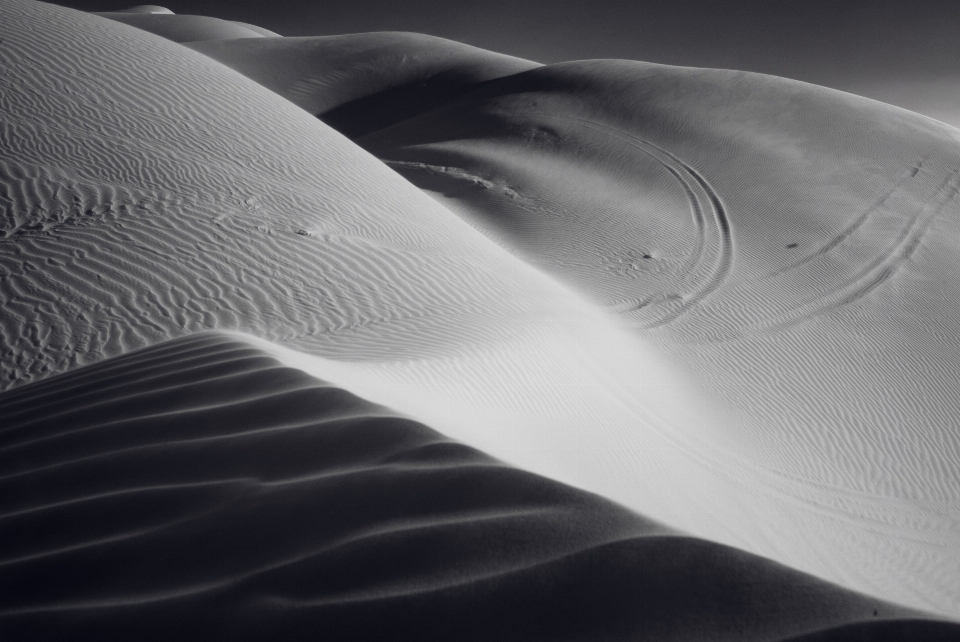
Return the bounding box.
[359,62,960,336]
[179,24,960,610]
[4,0,960,628]
[347,57,960,613]
[5,332,960,641]
[0,0,590,384]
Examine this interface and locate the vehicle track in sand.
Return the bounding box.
[541,115,734,329]
[681,164,960,344]
[519,118,957,343]
[769,158,929,279]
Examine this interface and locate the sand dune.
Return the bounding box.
[104,5,173,14]
[358,60,960,339]
[3,332,957,641]
[95,7,279,42]
[352,60,960,616]
[0,0,587,379]
[188,33,538,137]
[189,28,960,614]
[2,0,960,632]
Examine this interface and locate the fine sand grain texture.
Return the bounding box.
[3,0,960,628]
[3,332,957,641]
[0,0,592,378]
[265,43,960,615]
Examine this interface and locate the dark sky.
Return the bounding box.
[51,1,960,127]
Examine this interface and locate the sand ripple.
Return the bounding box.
[4,332,954,641]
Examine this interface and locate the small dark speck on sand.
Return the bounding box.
[786,243,798,249]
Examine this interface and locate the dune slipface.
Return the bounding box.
[3,0,960,629]
[356,62,960,617]
[198,32,960,615]
[187,33,540,137]
[94,8,280,41]
[3,332,959,641]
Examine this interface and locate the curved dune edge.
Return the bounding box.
[187,32,539,137]
[2,0,960,620]
[354,65,960,619]
[94,7,280,42]
[2,332,956,641]
[1,0,595,375]
[110,5,173,14]
[170,9,960,617]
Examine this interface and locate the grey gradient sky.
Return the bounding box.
[52,1,960,128]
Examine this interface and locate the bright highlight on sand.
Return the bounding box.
[1,1,960,639]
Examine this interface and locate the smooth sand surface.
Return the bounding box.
[95,9,280,42]
[4,332,957,641]
[2,0,960,632]
[187,33,539,137]
[354,62,960,616]
[108,5,173,14]
[197,28,960,615]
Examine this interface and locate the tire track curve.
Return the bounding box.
[545,115,734,328]
[687,165,960,343]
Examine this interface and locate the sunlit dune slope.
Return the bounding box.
[349,58,960,614]
[4,332,958,642]
[177,26,960,614]
[4,0,960,622]
[188,32,539,137]
[0,0,586,385]
[359,60,960,338]
[95,7,279,42]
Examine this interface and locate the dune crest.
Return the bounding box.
[4,332,957,641]
[94,6,279,42]
[2,0,960,626]
[353,58,960,617]
[188,33,539,137]
[0,0,588,380]
[110,4,173,14]
[185,25,960,615]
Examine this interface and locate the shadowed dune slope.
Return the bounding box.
[107,5,173,14]
[188,33,539,138]
[2,332,956,642]
[352,61,960,614]
[6,0,960,619]
[184,32,960,613]
[94,7,279,41]
[359,59,960,338]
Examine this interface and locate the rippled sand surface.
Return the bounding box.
[2,0,960,635]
